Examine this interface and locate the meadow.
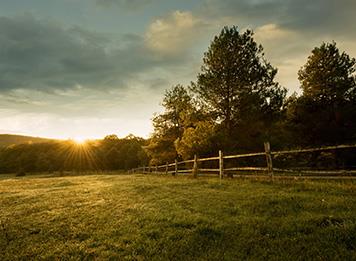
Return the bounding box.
[1,173,356,260]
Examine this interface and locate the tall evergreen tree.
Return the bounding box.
[287,42,356,146]
[195,26,286,151]
[298,42,356,104]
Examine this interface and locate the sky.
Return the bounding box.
[0,0,355,140]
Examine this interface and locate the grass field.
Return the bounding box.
[1,173,356,260]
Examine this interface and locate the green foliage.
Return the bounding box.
[195,26,286,142]
[145,135,177,166]
[0,135,149,174]
[286,42,356,146]
[99,135,149,170]
[193,26,286,152]
[149,28,356,163]
[149,26,288,161]
[146,85,197,165]
[175,121,218,159]
[298,42,356,103]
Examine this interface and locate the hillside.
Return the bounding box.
[0,134,54,147]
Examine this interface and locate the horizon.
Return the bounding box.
[0,132,141,141]
[1,0,356,139]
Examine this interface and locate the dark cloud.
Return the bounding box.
[0,14,188,93]
[203,0,356,37]
[0,14,114,92]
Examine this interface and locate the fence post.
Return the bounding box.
[192,155,198,178]
[219,150,224,179]
[264,142,274,179]
[174,159,178,176]
[165,162,168,175]
[155,165,158,174]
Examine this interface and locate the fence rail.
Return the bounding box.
[129,142,356,179]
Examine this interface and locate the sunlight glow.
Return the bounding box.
[71,136,88,145]
[58,137,102,172]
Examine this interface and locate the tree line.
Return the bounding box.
[0,135,149,174]
[145,26,356,166]
[0,25,355,174]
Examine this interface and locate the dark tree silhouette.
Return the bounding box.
[287,42,356,146]
[194,26,286,151]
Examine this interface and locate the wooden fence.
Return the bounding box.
[129,142,356,179]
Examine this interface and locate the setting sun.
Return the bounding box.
[71,136,88,145]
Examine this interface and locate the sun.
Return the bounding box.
[71,136,87,145]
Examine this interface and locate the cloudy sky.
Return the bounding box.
[0,0,355,140]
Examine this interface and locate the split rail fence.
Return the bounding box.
[129,142,356,179]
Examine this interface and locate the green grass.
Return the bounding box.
[1,174,356,260]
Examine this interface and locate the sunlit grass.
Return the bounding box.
[1,174,356,260]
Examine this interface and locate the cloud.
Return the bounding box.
[0,14,118,92]
[0,13,194,94]
[145,11,210,55]
[0,11,205,131]
[201,0,356,38]
[253,23,307,63]
[95,0,155,10]
[254,24,293,41]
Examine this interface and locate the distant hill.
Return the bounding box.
[0,134,55,147]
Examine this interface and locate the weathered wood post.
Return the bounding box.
[264,142,274,179]
[148,166,151,173]
[155,165,158,174]
[165,162,169,175]
[219,150,224,180]
[174,159,178,176]
[192,155,198,178]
